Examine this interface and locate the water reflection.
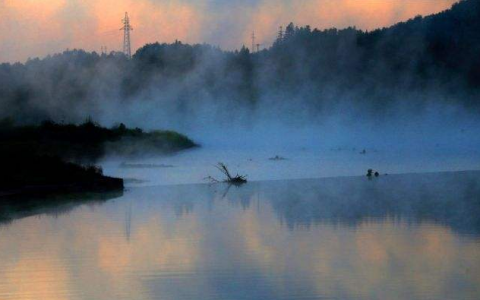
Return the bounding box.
[0,190,123,225]
[262,171,480,235]
[0,172,479,300]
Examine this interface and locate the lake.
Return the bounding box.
[0,166,479,300]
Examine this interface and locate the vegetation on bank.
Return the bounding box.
[0,118,198,162]
[0,119,197,196]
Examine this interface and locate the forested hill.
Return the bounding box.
[268,0,480,89]
[1,0,479,124]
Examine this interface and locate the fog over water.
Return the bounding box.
[100,99,480,186]
[2,1,479,170]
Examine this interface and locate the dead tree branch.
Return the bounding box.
[206,163,247,185]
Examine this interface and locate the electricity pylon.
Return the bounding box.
[251,31,256,53]
[120,12,133,58]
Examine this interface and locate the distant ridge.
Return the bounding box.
[0,0,479,124]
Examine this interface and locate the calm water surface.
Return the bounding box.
[101,147,480,186]
[0,172,479,300]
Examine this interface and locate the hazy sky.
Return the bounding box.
[0,0,459,63]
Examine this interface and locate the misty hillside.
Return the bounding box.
[0,0,479,125]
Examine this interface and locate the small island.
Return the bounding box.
[0,118,198,197]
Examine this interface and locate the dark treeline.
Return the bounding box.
[0,119,197,162]
[1,0,479,125]
[0,120,196,195]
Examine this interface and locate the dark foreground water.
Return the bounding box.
[0,171,479,300]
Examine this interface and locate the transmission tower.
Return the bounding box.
[120,12,133,58]
[277,26,284,43]
[251,31,256,53]
[100,46,108,55]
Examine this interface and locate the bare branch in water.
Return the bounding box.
[206,163,247,184]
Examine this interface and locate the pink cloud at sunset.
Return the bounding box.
[0,0,459,63]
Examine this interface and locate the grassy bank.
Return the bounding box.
[0,119,197,197]
[0,119,198,162]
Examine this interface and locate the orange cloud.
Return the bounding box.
[0,0,460,63]
[90,0,203,51]
[246,0,459,49]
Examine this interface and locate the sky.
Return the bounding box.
[0,0,460,63]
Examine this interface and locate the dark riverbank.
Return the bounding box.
[0,119,197,197]
[0,153,124,198]
[0,119,198,162]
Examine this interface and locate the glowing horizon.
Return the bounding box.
[0,0,459,63]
